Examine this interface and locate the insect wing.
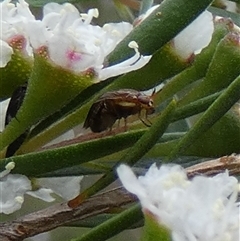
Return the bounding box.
[83,101,103,129]
[84,89,138,129]
[83,100,117,132]
[98,89,139,103]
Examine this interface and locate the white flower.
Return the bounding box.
[173,11,214,60]
[24,2,151,79]
[0,0,34,65]
[0,161,83,214]
[0,171,32,214]
[0,0,35,36]
[1,1,151,80]
[117,163,239,241]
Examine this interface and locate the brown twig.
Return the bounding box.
[40,127,126,151]
[0,154,239,241]
[0,188,137,241]
[186,154,240,178]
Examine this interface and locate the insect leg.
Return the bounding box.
[138,111,152,127]
[117,119,121,127]
[145,111,153,126]
[124,118,128,131]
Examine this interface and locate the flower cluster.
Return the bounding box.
[117,164,240,241]
[0,0,34,67]
[0,160,83,214]
[0,0,151,81]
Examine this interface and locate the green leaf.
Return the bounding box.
[71,204,143,241]
[0,130,145,176]
[185,113,240,157]
[66,213,116,228]
[106,43,188,92]
[172,91,222,122]
[39,133,184,177]
[150,112,240,158]
[178,32,240,106]
[107,0,214,64]
[154,20,230,105]
[168,74,240,159]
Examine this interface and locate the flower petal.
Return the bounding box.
[0,40,13,67]
[36,176,83,200]
[174,11,214,59]
[27,188,55,202]
[117,164,146,198]
[0,174,31,214]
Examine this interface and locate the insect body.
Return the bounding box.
[83,89,155,132]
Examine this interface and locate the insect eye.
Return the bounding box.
[149,100,153,106]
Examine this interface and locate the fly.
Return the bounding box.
[83,89,155,133]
